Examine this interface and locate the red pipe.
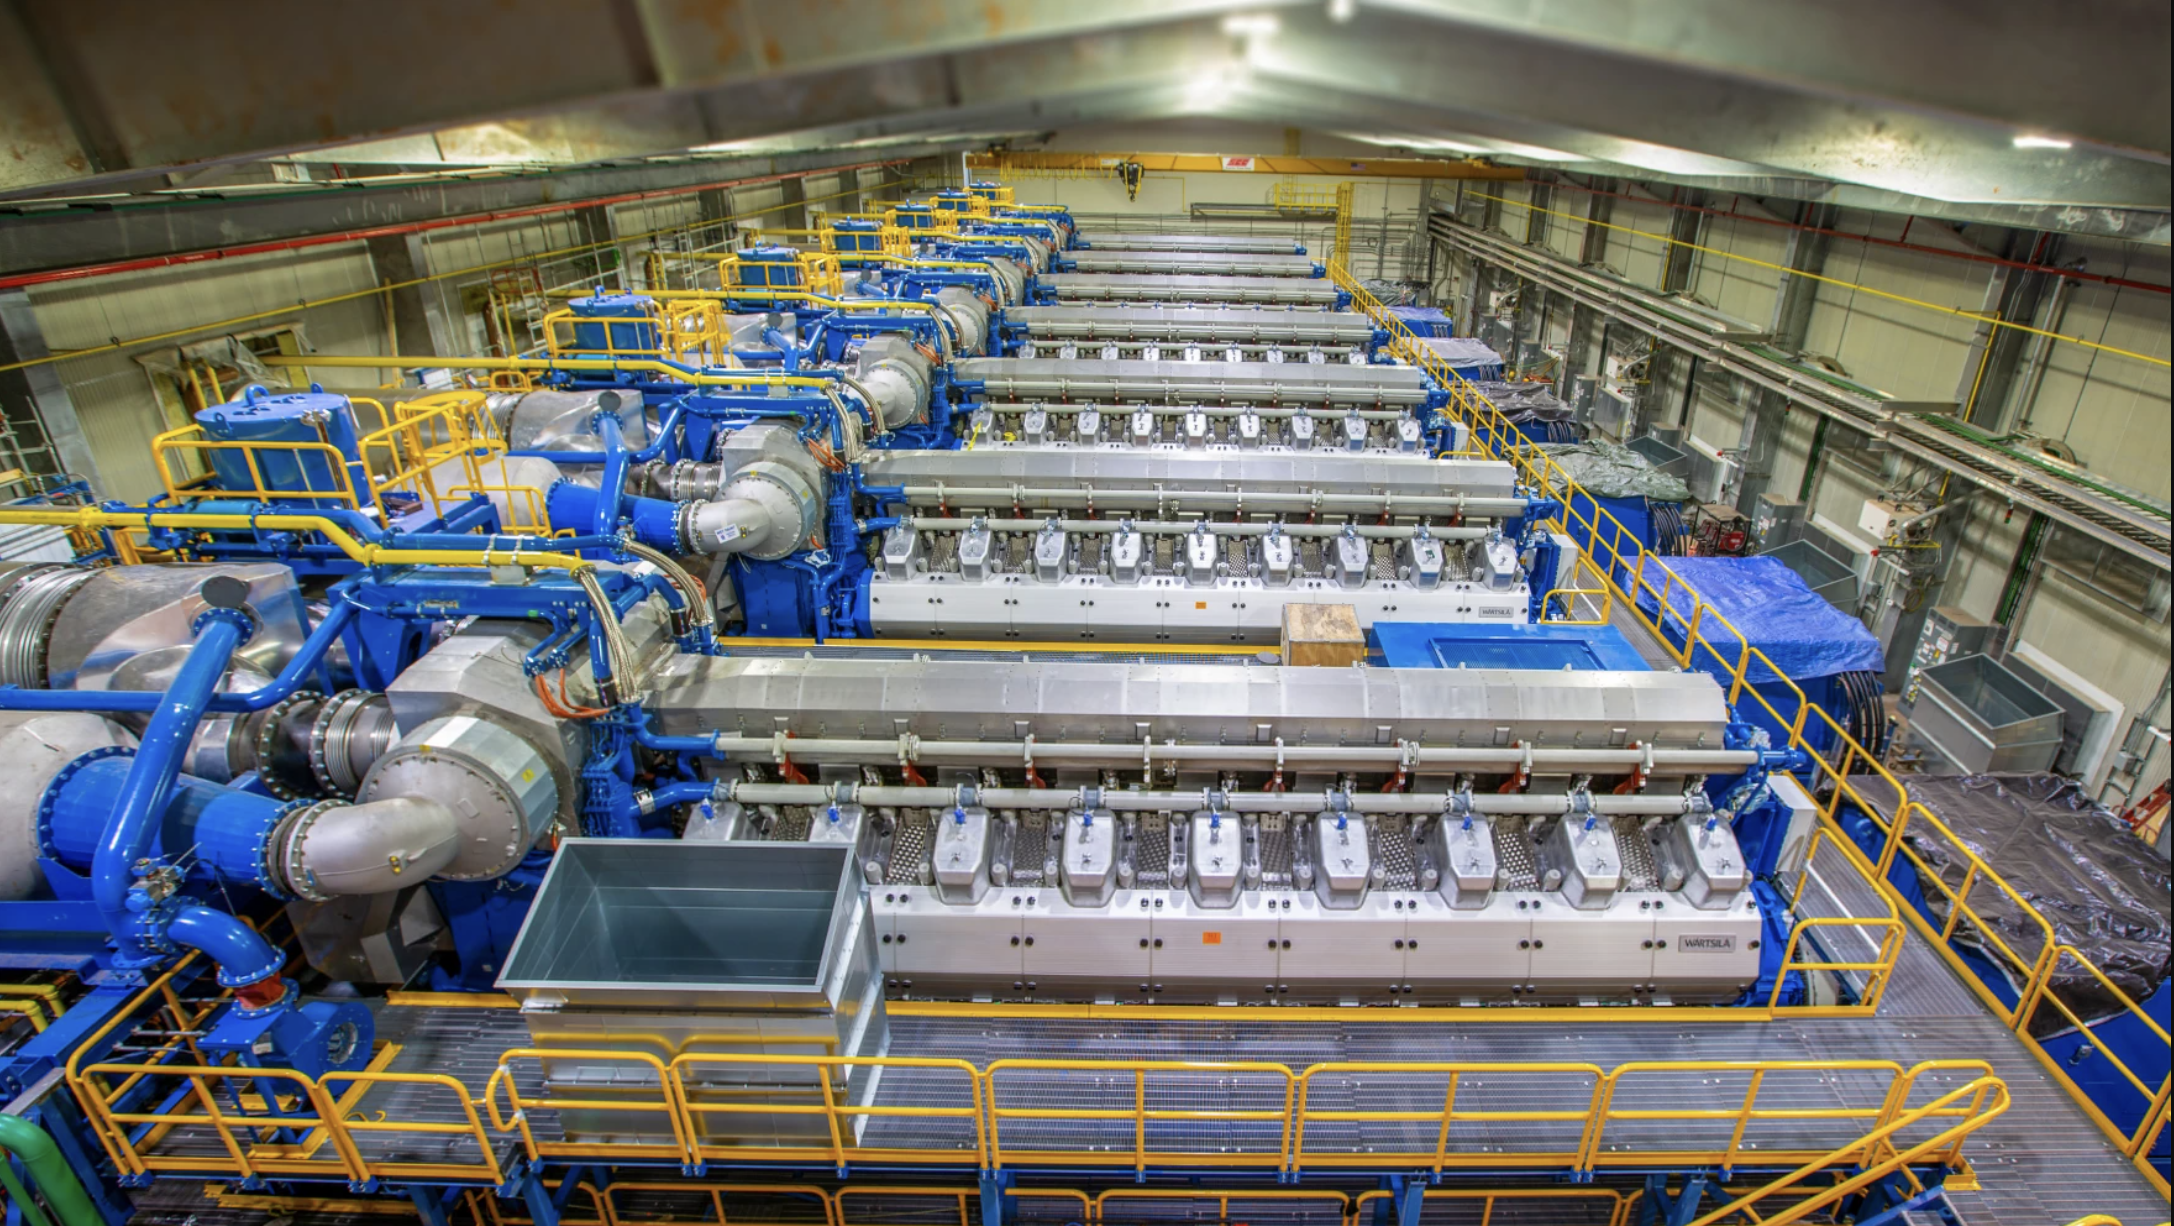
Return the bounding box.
[0,158,911,291]
[1544,178,2170,295]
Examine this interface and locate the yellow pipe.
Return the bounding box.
[0,1000,48,1032]
[259,352,836,389]
[0,506,587,572]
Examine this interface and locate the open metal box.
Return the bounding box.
[498,839,886,1148]
[1911,653,2064,774]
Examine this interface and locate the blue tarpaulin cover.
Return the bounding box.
[1634,555,1882,683]
[1390,305,1454,338]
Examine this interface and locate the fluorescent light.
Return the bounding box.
[1220,12,1280,37]
[1491,142,1581,162]
[2013,134,2073,149]
[1327,0,1358,21]
[1180,63,1250,113]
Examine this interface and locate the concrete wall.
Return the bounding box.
[26,244,389,501]
[17,167,889,502]
[1436,177,2172,798]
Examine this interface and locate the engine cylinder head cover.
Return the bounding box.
[357,716,558,880]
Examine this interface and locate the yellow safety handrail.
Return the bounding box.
[1686,1074,2010,1226]
[1290,1061,1605,1174]
[485,1047,689,1165]
[65,1014,2008,1193]
[983,1058,1297,1175]
[2015,944,2174,1155]
[720,249,845,298]
[319,1069,506,1185]
[542,299,733,367]
[1330,258,2171,1187]
[667,1052,986,1170]
[1537,545,1616,624]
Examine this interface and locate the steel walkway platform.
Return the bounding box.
[340,914,2166,1226]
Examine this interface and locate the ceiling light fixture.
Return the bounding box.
[1220,12,1280,38]
[1326,0,1357,21]
[2012,134,2073,149]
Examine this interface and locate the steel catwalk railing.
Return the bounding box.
[1328,259,2174,1196]
[65,1005,2002,1189]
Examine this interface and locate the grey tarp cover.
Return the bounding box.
[1854,772,2169,1032]
[1539,438,1692,502]
[1474,379,1574,427]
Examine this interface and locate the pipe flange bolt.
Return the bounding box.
[190,605,261,646]
[307,689,375,799]
[273,799,345,902]
[254,690,325,801]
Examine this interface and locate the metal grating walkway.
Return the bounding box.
[352,920,2169,1226]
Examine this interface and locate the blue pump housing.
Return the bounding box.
[565,291,660,356]
[192,385,366,500]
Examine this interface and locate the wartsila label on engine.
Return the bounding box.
[1675,934,1738,953]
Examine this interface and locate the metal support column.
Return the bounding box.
[1643,1172,1712,1226]
[1738,202,1835,511]
[572,205,621,289]
[979,1169,1014,1226]
[0,288,107,491]
[1560,301,1594,402]
[409,1186,453,1226]
[1659,188,1705,293]
[363,233,458,360]
[1524,181,1553,248]
[1636,187,1706,443]
[1578,179,1614,268]
[1957,231,2061,432]
[515,1170,561,1226]
[1390,1175,1425,1226]
[780,176,809,233]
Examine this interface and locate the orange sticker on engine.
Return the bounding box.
[1194,601,1208,609]
[1201,932,1222,945]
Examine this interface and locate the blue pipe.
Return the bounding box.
[634,717,722,756]
[46,760,291,892]
[591,412,631,535]
[547,483,680,552]
[0,600,356,715]
[164,905,284,989]
[620,779,717,823]
[95,608,250,970]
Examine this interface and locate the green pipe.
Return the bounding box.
[0,1115,106,1226]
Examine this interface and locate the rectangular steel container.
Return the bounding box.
[1911,653,2064,774]
[498,840,887,1149]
